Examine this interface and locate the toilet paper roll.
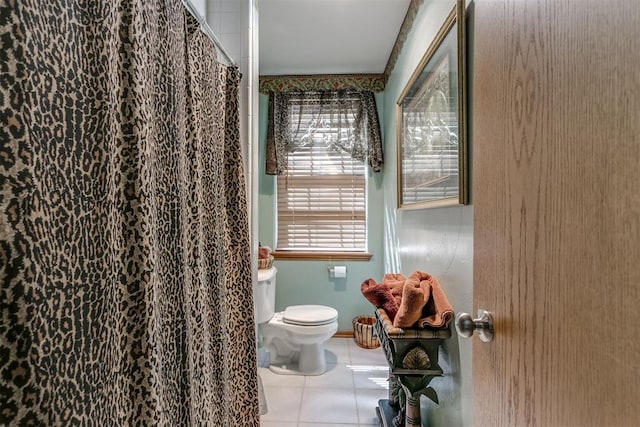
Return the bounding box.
[333,265,347,278]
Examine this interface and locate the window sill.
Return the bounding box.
[272,251,373,261]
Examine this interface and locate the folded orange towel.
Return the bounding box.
[382,273,406,306]
[416,274,454,328]
[360,271,453,329]
[393,271,453,329]
[360,278,399,321]
[393,271,428,328]
[258,246,270,260]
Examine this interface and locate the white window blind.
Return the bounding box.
[277,138,366,252]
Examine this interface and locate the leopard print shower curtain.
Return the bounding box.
[0,1,258,425]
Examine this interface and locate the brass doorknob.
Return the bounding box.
[455,309,494,342]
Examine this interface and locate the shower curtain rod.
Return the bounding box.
[181,0,237,67]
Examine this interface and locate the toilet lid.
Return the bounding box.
[283,305,338,326]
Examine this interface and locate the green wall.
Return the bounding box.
[257,93,386,332]
[380,1,474,426]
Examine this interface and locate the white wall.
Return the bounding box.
[189,0,207,16]
[382,1,473,425]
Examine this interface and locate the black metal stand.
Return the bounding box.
[373,309,451,427]
[376,398,400,427]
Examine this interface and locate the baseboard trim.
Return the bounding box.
[333,330,354,338]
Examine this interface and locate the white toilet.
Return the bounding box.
[254,267,338,375]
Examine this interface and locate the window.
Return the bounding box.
[267,90,382,260]
[277,141,366,254]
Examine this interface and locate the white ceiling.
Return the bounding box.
[259,0,412,76]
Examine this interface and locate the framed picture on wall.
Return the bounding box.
[396,0,468,209]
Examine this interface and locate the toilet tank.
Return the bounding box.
[254,266,277,324]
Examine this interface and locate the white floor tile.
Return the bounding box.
[348,341,388,365]
[298,423,359,427]
[305,363,355,389]
[299,387,358,424]
[259,421,296,426]
[355,388,388,425]
[323,337,351,364]
[259,366,306,388]
[260,338,392,427]
[350,363,389,390]
[260,385,303,423]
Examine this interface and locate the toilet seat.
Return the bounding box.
[283,305,338,326]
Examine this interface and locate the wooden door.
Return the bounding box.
[472,0,640,425]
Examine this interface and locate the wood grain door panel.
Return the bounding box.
[473,0,640,425]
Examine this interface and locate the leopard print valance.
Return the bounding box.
[259,73,387,93]
[266,90,384,174]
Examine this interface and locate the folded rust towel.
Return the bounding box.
[393,271,453,329]
[361,271,453,329]
[382,273,406,306]
[258,246,270,260]
[360,278,399,321]
[416,274,454,328]
[393,271,428,328]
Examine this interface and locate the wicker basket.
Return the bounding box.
[258,255,274,270]
[353,315,380,349]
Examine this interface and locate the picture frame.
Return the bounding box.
[396,0,467,209]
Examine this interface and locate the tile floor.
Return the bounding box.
[258,337,389,427]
